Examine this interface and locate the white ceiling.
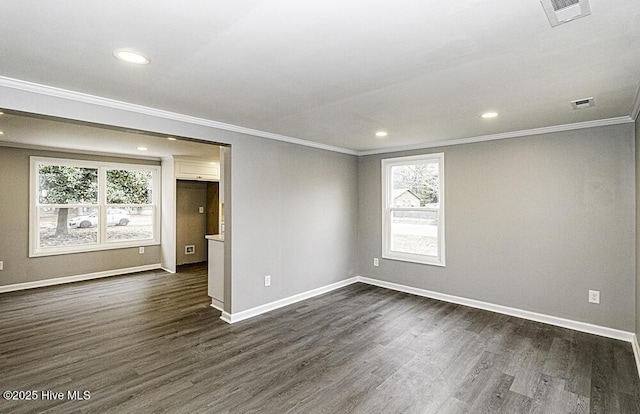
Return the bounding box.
[0,0,639,153]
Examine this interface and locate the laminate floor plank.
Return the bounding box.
[356,359,448,414]
[451,350,508,405]
[542,336,571,379]
[497,390,532,413]
[1,264,638,413]
[565,332,596,398]
[590,339,621,414]
[435,397,470,414]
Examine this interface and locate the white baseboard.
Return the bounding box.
[219,274,635,344]
[220,277,359,324]
[0,264,162,293]
[210,298,223,312]
[632,334,640,380]
[220,311,233,324]
[357,276,635,343]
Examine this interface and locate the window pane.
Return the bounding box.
[31,158,160,257]
[391,163,439,207]
[390,210,438,256]
[107,169,153,204]
[38,165,98,204]
[107,207,154,242]
[39,207,98,248]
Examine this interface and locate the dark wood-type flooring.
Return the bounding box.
[1,264,639,413]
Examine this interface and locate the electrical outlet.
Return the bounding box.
[199,206,204,214]
[0,260,3,271]
[588,290,600,304]
[264,275,271,287]
[139,247,145,254]
[373,258,379,267]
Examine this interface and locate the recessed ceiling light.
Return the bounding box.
[113,49,150,65]
[0,111,4,115]
[0,131,4,135]
[137,146,148,151]
[481,112,499,119]
[167,137,177,141]
[375,131,388,137]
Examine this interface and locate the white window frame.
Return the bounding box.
[382,153,445,266]
[30,156,161,257]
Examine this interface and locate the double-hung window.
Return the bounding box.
[382,153,445,266]
[30,157,160,257]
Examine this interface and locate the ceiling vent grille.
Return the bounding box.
[551,0,580,11]
[541,0,591,27]
[571,97,594,110]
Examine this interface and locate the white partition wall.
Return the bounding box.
[160,156,176,273]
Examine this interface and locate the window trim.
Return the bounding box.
[381,153,445,267]
[30,156,161,257]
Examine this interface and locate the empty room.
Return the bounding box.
[1,1,640,413]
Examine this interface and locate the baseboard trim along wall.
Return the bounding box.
[220,277,359,324]
[220,312,233,324]
[0,264,162,293]
[363,277,640,379]
[210,298,224,312]
[357,276,635,342]
[221,275,636,345]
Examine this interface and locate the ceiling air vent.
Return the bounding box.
[541,0,591,27]
[571,97,594,110]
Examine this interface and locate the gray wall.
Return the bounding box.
[230,136,359,312]
[0,86,360,315]
[0,146,161,287]
[636,115,640,336]
[359,124,636,331]
[4,85,632,329]
[176,180,207,265]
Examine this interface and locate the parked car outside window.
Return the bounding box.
[68,209,130,228]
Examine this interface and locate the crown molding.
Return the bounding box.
[1,76,635,158]
[357,116,634,156]
[0,76,358,156]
